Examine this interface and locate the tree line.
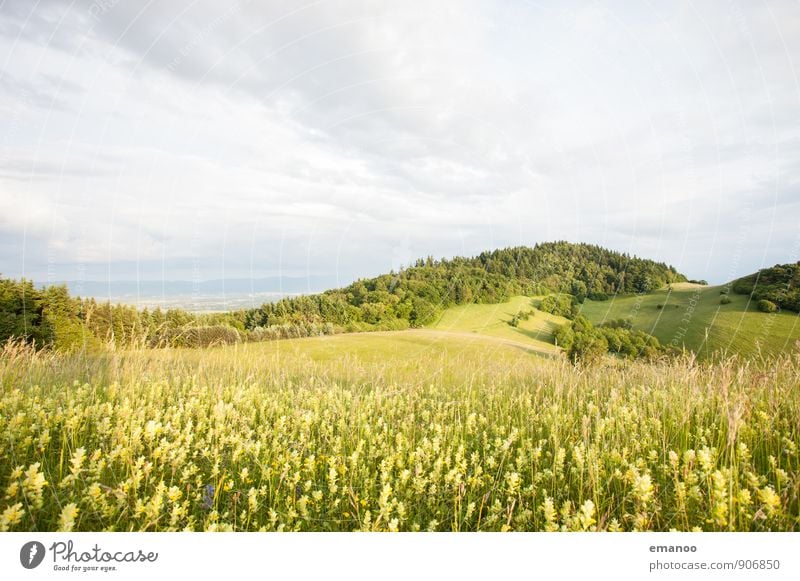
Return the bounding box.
[0,278,249,350]
[731,263,800,313]
[244,242,686,331]
[1,242,687,351]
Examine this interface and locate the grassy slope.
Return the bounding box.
[580,283,800,358]
[3,329,798,531]
[137,328,544,372]
[5,332,543,405]
[428,295,566,355]
[259,328,550,363]
[274,287,799,361]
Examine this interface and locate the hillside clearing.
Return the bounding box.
[580,285,800,358]
[429,295,565,355]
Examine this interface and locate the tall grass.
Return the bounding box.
[1,339,798,531]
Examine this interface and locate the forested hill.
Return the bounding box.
[731,262,800,313]
[245,242,687,330]
[0,242,686,350]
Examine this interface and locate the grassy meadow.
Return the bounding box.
[429,295,565,356]
[580,283,800,358]
[1,332,798,532]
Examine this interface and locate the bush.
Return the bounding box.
[731,264,799,313]
[568,331,608,365]
[600,318,633,330]
[588,292,609,301]
[148,325,242,348]
[571,315,592,333]
[539,294,575,318]
[720,296,732,305]
[554,324,575,350]
[47,314,102,352]
[181,325,241,348]
[510,310,535,327]
[758,299,778,313]
[656,304,664,310]
[248,321,339,342]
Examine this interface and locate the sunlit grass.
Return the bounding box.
[429,295,565,354]
[1,335,798,531]
[580,285,800,358]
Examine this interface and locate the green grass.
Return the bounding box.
[227,329,546,366]
[428,295,566,355]
[1,290,798,532]
[419,287,800,359]
[1,336,798,532]
[579,284,800,358]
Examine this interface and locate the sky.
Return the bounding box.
[1,0,799,290]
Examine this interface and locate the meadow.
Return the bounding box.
[429,295,565,356]
[1,332,798,532]
[580,283,800,358]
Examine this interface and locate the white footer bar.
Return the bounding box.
[1,532,797,580]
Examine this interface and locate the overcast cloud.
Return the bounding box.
[1,0,799,288]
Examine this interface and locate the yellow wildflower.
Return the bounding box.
[58,503,79,532]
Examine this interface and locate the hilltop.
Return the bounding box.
[2,245,798,360]
[0,242,685,351]
[244,241,686,332]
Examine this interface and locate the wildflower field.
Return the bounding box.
[1,334,798,532]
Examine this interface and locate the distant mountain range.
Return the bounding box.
[37,276,338,297]
[5,242,795,356]
[33,276,342,311]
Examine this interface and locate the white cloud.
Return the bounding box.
[0,0,798,285]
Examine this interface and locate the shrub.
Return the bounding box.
[588,292,609,301]
[571,315,593,333]
[248,321,339,342]
[656,304,664,310]
[554,324,575,350]
[720,296,732,305]
[568,331,608,365]
[731,264,799,313]
[181,325,241,348]
[600,318,633,330]
[539,294,575,318]
[758,299,778,313]
[47,314,103,352]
